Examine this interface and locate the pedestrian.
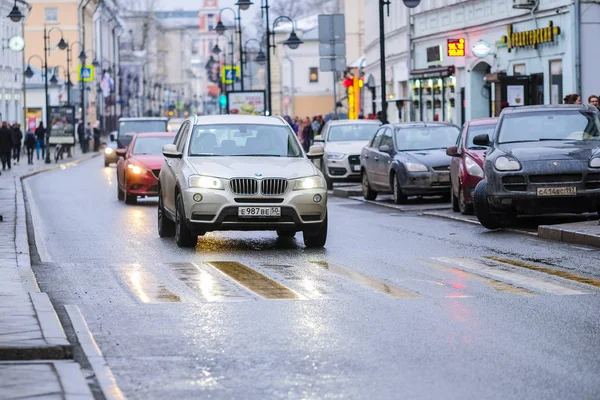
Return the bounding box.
[84,122,92,153]
[35,122,46,160]
[564,94,581,104]
[93,122,101,152]
[24,128,36,165]
[311,116,321,134]
[588,95,599,109]
[77,120,85,152]
[301,116,313,152]
[0,121,14,171]
[11,123,23,165]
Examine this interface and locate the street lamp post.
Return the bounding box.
[7,0,25,22]
[215,3,252,91]
[43,26,67,163]
[243,38,264,90]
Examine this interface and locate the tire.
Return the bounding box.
[277,230,296,238]
[124,178,137,204]
[392,174,408,205]
[325,176,334,190]
[158,189,175,238]
[451,185,460,212]
[458,184,474,215]
[303,214,328,248]
[104,160,110,167]
[175,194,197,248]
[117,181,124,201]
[473,181,515,229]
[362,171,377,201]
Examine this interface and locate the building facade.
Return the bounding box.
[1,0,26,125]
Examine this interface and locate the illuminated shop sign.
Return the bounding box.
[447,38,465,57]
[501,21,560,52]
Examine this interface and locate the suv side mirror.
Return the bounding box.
[473,134,491,147]
[162,144,182,159]
[115,149,126,158]
[307,145,324,159]
[314,135,324,143]
[378,144,391,153]
[446,145,460,157]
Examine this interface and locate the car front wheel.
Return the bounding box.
[451,186,459,212]
[473,181,515,229]
[277,230,296,238]
[392,174,407,205]
[458,184,473,215]
[175,194,197,248]
[303,215,328,248]
[158,189,175,238]
[362,172,377,201]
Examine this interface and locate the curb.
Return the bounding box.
[538,224,600,248]
[332,186,363,198]
[422,210,538,237]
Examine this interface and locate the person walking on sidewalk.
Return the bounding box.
[93,122,101,152]
[0,121,14,171]
[77,120,85,152]
[24,128,37,165]
[35,122,46,160]
[11,123,23,165]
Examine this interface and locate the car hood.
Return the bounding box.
[464,149,487,167]
[325,141,369,155]
[129,155,165,170]
[397,149,451,168]
[498,141,600,162]
[187,157,318,179]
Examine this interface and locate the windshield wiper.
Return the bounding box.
[243,154,282,157]
[468,146,488,150]
[538,138,571,141]
[498,140,539,144]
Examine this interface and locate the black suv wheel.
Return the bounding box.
[473,181,515,229]
[175,194,197,248]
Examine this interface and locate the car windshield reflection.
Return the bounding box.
[328,124,380,142]
[498,111,600,143]
[132,137,175,155]
[395,126,460,151]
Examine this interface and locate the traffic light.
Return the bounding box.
[219,94,227,108]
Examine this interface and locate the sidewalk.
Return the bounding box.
[0,148,98,399]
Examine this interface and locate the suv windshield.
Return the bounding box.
[328,124,380,142]
[467,124,496,149]
[119,120,167,136]
[395,126,460,151]
[188,124,303,157]
[132,136,174,155]
[498,111,600,143]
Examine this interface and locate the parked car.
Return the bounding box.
[473,104,600,229]
[116,132,176,204]
[447,117,498,214]
[360,122,460,203]
[158,115,328,248]
[313,120,381,189]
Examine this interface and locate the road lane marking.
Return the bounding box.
[312,261,422,299]
[433,257,590,295]
[170,262,248,302]
[205,261,301,300]
[485,256,600,290]
[120,264,181,303]
[65,305,126,400]
[420,259,536,296]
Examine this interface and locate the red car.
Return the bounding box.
[447,117,498,214]
[116,132,176,204]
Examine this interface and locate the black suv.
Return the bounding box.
[472,104,600,229]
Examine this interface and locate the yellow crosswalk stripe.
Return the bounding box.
[120,264,181,303]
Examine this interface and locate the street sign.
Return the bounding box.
[320,58,346,72]
[78,65,95,82]
[319,43,346,58]
[221,66,240,84]
[318,14,345,43]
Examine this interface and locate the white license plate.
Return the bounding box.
[536,187,577,197]
[238,207,281,218]
[352,165,361,172]
[438,174,450,183]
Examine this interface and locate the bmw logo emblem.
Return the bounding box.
[255,173,263,177]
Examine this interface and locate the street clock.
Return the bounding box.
[8,35,25,52]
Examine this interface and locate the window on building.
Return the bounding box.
[513,64,526,76]
[309,67,318,83]
[549,60,563,105]
[45,7,58,23]
[207,14,215,31]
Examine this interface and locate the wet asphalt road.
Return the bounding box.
[25,157,600,400]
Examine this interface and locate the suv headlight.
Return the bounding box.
[464,156,484,178]
[189,175,224,190]
[406,162,428,172]
[326,152,344,160]
[293,176,325,190]
[590,157,600,168]
[494,156,521,171]
[105,147,114,155]
[127,164,147,175]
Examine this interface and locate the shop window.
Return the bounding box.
[513,64,526,76]
[309,67,318,83]
[45,7,58,23]
[530,73,544,105]
[549,60,563,104]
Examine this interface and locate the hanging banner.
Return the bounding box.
[48,106,76,145]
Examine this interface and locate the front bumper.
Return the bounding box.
[487,169,600,214]
[399,170,451,196]
[125,171,159,196]
[324,154,362,181]
[182,187,328,232]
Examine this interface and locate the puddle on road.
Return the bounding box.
[169,262,248,301]
[120,264,181,303]
[311,261,422,299]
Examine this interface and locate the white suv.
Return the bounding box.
[157,115,328,248]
